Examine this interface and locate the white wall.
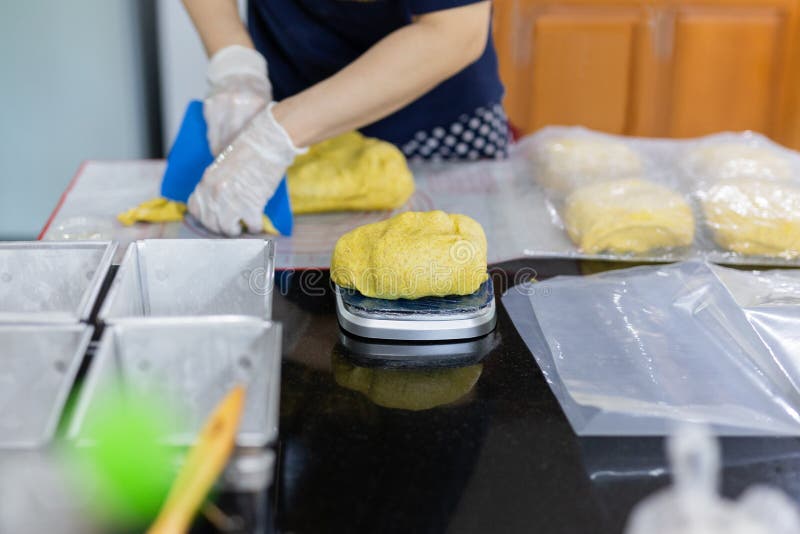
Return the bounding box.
[0,2,151,239]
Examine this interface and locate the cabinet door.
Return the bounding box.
[494,4,642,135]
[667,7,785,138]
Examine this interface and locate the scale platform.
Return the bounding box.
[335,279,497,341]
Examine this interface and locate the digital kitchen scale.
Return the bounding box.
[334,279,497,341]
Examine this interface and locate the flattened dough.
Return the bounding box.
[117,197,186,226]
[330,210,488,299]
[533,136,642,194]
[701,179,800,258]
[287,131,415,214]
[686,143,793,183]
[564,178,695,254]
[117,198,279,234]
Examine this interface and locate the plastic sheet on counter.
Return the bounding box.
[41,128,800,269]
[502,261,800,436]
[40,160,524,268]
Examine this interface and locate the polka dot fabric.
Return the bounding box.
[401,104,510,162]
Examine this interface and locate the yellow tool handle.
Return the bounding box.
[147,385,246,534]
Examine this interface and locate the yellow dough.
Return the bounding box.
[701,179,800,258]
[118,132,414,232]
[330,210,488,299]
[117,198,279,235]
[117,197,186,226]
[564,178,695,254]
[686,143,794,183]
[287,131,415,214]
[533,136,642,194]
[332,353,482,411]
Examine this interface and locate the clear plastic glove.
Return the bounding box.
[188,103,305,236]
[205,45,271,156]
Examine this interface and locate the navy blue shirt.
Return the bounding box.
[248,0,505,150]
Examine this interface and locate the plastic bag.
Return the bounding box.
[502,260,800,435]
[511,126,800,265]
[625,424,800,534]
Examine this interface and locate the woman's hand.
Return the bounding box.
[204,45,271,156]
[187,104,305,236]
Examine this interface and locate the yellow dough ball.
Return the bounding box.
[701,179,800,258]
[564,178,695,254]
[533,136,642,194]
[330,210,488,299]
[686,143,794,183]
[287,131,415,214]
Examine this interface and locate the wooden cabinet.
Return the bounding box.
[493,0,800,149]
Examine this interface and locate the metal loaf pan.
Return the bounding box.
[0,241,116,323]
[68,316,281,448]
[99,239,275,322]
[0,324,93,448]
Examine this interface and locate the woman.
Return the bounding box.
[183,0,508,235]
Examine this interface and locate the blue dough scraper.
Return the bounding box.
[161,100,293,236]
[335,279,497,341]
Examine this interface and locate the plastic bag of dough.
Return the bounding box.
[685,141,794,183]
[330,210,488,300]
[700,179,800,258]
[563,178,695,254]
[287,131,415,214]
[529,131,643,194]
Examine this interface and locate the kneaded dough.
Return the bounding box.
[686,143,794,183]
[564,178,695,254]
[701,179,800,258]
[287,131,415,214]
[332,353,482,411]
[330,210,488,299]
[533,136,642,194]
[118,131,414,232]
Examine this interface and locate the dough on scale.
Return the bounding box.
[533,136,642,193]
[564,178,695,254]
[330,210,488,300]
[701,179,800,258]
[686,142,794,182]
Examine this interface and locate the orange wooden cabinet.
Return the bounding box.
[493,0,800,149]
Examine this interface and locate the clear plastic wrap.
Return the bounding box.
[511,126,800,266]
[625,425,800,534]
[502,261,800,436]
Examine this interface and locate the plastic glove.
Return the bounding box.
[205,45,271,156]
[188,103,305,236]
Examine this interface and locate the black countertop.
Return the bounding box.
[263,258,800,534]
